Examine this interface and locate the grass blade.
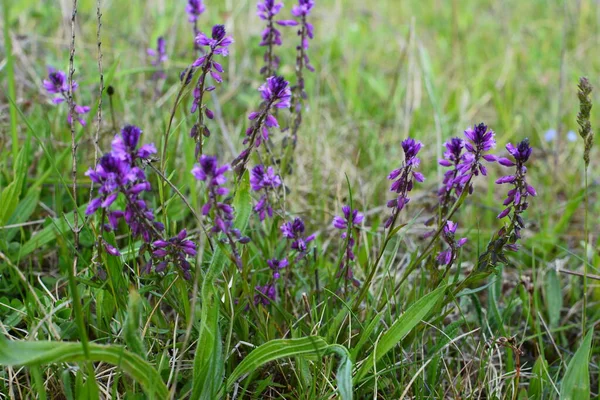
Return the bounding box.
[560,329,593,400]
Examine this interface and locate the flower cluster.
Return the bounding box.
[192,155,249,268]
[86,126,160,248]
[147,37,167,80]
[86,125,197,278]
[281,217,315,259]
[333,205,364,286]
[43,67,90,126]
[254,258,288,306]
[150,229,197,280]
[495,138,536,247]
[189,25,234,156]
[385,138,424,228]
[250,164,282,221]
[232,75,291,174]
[437,221,467,266]
[291,0,315,68]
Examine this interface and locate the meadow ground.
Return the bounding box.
[1,0,599,398]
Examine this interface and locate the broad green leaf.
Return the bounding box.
[0,338,168,399]
[560,329,593,400]
[224,337,353,400]
[356,285,446,380]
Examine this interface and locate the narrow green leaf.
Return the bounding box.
[17,205,87,258]
[356,285,446,380]
[0,338,168,398]
[560,329,593,400]
[224,337,352,400]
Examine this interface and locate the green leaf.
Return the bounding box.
[356,285,446,380]
[17,205,87,258]
[0,338,168,399]
[224,337,352,400]
[3,189,39,243]
[0,145,27,225]
[124,290,146,360]
[528,356,548,400]
[545,269,562,327]
[560,329,593,400]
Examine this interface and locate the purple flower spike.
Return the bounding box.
[43,66,89,126]
[147,37,167,81]
[385,138,424,229]
[250,165,282,221]
[257,0,288,75]
[332,206,364,231]
[189,25,234,155]
[192,155,248,268]
[232,76,291,175]
[496,139,536,233]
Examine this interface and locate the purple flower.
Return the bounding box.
[150,229,197,279]
[250,165,282,221]
[385,138,424,228]
[111,125,157,163]
[195,25,234,57]
[436,221,467,266]
[267,258,288,279]
[43,68,71,94]
[43,66,89,126]
[281,217,316,256]
[291,0,314,17]
[186,0,205,23]
[332,206,364,231]
[455,123,496,183]
[254,283,277,306]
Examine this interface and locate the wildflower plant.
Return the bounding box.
[333,205,364,286]
[257,0,297,76]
